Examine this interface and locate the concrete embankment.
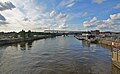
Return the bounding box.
[99,38,120,69]
[99,38,120,46]
[0,35,56,45]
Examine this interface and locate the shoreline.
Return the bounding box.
[75,36,120,69]
[0,35,57,45]
[99,38,120,70]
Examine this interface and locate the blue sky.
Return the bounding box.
[0,0,120,32]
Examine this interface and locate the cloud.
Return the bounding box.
[82,12,89,17]
[59,23,68,29]
[59,0,75,8]
[83,13,120,31]
[0,0,51,31]
[114,3,120,9]
[55,13,68,29]
[50,10,57,17]
[0,14,8,25]
[0,1,15,26]
[23,17,30,22]
[50,10,68,29]
[0,21,8,25]
[56,13,67,20]
[66,2,75,8]
[96,24,106,29]
[83,17,100,27]
[0,1,15,11]
[68,12,89,21]
[0,14,6,21]
[0,0,69,31]
[110,13,120,20]
[92,0,106,4]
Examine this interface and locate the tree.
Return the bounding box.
[19,30,26,38]
[27,30,33,37]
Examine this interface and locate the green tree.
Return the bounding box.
[27,30,33,37]
[19,30,26,38]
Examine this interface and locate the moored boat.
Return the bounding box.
[74,35,84,40]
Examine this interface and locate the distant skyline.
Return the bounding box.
[0,0,120,32]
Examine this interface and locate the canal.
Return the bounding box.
[0,36,120,74]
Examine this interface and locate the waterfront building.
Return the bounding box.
[91,30,100,35]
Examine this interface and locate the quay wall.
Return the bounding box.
[99,38,120,69]
[99,38,120,46]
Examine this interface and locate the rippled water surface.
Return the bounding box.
[0,36,120,74]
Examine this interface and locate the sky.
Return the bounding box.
[0,0,120,32]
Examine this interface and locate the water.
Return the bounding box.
[0,36,119,74]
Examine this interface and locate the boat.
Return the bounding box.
[84,34,98,43]
[74,35,84,40]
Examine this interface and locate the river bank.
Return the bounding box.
[0,35,57,45]
[99,38,120,46]
[75,36,120,70]
[99,38,120,69]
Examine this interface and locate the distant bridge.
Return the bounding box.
[44,30,83,35]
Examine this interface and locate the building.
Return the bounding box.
[44,30,69,33]
[91,30,100,35]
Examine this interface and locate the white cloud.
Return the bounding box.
[114,3,120,9]
[0,0,42,31]
[0,14,6,21]
[0,0,70,32]
[92,0,106,4]
[0,1,15,11]
[0,0,52,31]
[59,0,75,8]
[56,13,68,29]
[110,13,120,20]
[83,17,100,27]
[58,23,68,29]
[50,10,68,29]
[82,12,89,17]
[50,10,57,17]
[83,13,120,31]
[68,12,89,21]
[56,13,67,20]
[90,17,97,22]
[66,2,75,8]
[96,24,106,29]
[0,13,8,25]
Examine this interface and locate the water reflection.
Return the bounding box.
[82,40,90,47]
[7,41,34,50]
[100,43,120,74]
[27,41,32,50]
[101,44,113,51]
[18,41,33,50]
[0,36,120,74]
